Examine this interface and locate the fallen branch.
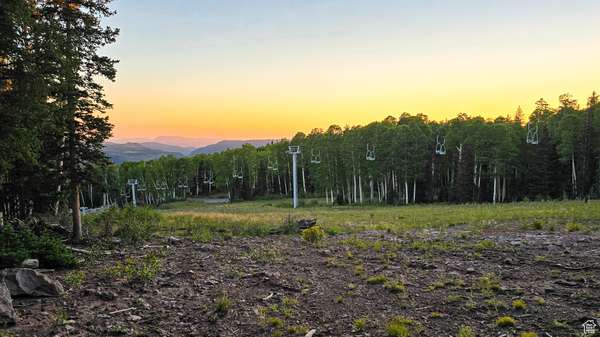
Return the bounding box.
[66,246,92,255]
[109,307,136,315]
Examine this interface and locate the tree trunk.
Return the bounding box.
[404,180,409,205]
[492,165,497,204]
[359,174,363,204]
[302,167,307,194]
[571,152,577,198]
[71,184,82,243]
[413,178,416,203]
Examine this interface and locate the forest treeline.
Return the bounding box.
[78,94,599,209]
[0,0,118,240]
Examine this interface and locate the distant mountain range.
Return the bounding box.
[190,140,273,155]
[104,139,273,163]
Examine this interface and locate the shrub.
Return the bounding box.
[533,296,545,305]
[287,325,309,334]
[301,226,325,244]
[386,316,414,337]
[214,293,232,315]
[63,270,86,288]
[266,316,284,328]
[512,299,527,310]
[457,325,476,337]
[476,273,501,293]
[384,280,406,293]
[353,318,367,331]
[565,222,583,232]
[107,252,161,282]
[0,225,76,269]
[87,206,161,244]
[366,274,388,284]
[496,316,517,327]
[519,333,538,337]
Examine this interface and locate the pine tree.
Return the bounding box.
[40,0,119,241]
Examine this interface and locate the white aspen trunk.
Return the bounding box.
[370,178,374,202]
[384,179,388,203]
[359,174,363,204]
[302,167,307,194]
[325,189,329,204]
[502,176,506,202]
[493,165,497,204]
[571,152,577,197]
[404,180,409,205]
[353,172,357,204]
[413,178,416,203]
[330,188,334,204]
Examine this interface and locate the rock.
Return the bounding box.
[0,279,16,326]
[466,267,476,274]
[305,329,317,337]
[297,219,317,230]
[2,268,64,297]
[167,236,182,245]
[128,314,142,321]
[21,259,39,269]
[84,289,116,301]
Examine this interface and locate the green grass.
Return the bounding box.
[154,199,600,239]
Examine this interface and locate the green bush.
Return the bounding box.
[0,225,76,269]
[106,252,161,282]
[301,226,325,244]
[87,206,161,244]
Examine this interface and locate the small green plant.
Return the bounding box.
[464,299,477,311]
[384,280,406,293]
[246,248,283,264]
[287,325,309,334]
[214,293,232,315]
[496,316,517,327]
[519,333,538,337]
[282,296,298,307]
[533,296,545,305]
[457,325,476,337]
[366,274,388,284]
[512,299,527,310]
[566,222,583,232]
[475,239,496,250]
[107,253,161,282]
[354,264,366,277]
[445,294,463,304]
[63,270,86,288]
[476,273,501,294]
[266,316,284,328]
[485,298,508,310]
[429,312,443,318]
[353,317,368,331]
[301,226,325,244]
[334,295,344,303]
[386,316,415,337]
[272,330,283,337]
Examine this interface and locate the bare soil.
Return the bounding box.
[4,226,600,337]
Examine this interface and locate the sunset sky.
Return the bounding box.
[104,0,600,141]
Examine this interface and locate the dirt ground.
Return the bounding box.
[3,226,600,337]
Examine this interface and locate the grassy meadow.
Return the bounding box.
[155,199,600,240]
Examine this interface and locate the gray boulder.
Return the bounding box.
[20,259,39,269]
[2,268,64,297]
[0,279,16,326]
